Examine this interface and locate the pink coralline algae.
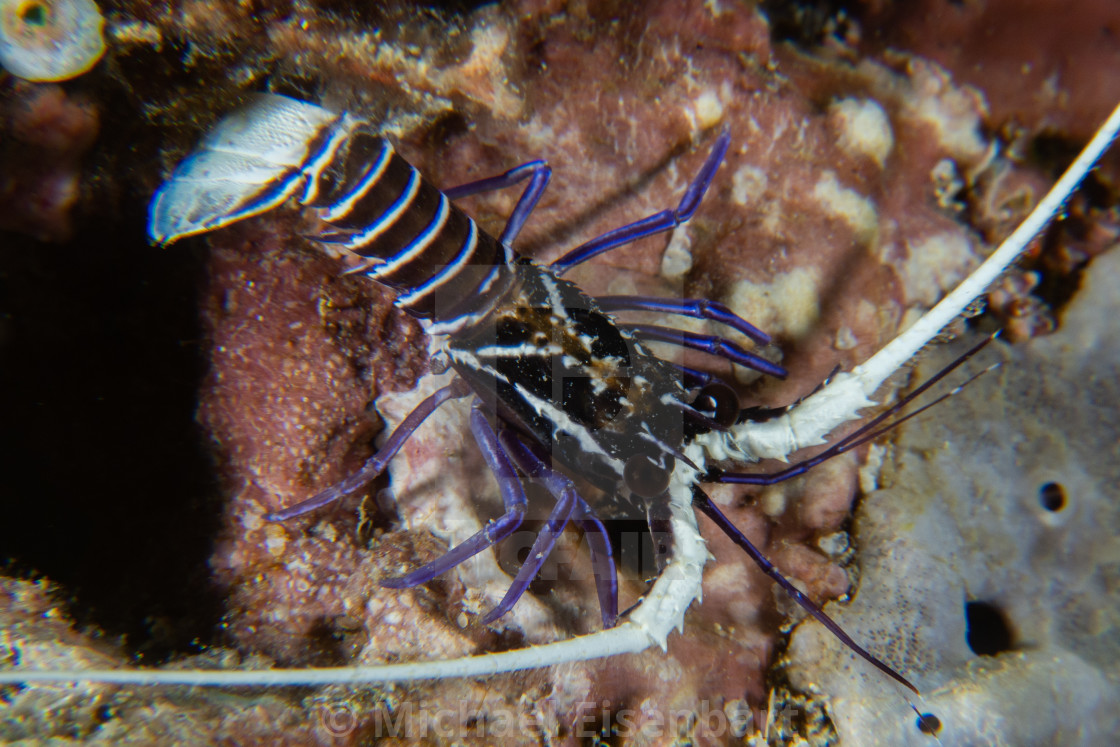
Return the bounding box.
[3,0,1120,744]
[857,0,1120,150]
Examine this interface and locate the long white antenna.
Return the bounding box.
[852,100,1120,395]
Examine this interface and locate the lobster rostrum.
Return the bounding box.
[5,93,1119,697]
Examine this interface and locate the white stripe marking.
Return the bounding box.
[512,382,623,470]
[321,140,393,221]
[336,165,422,252]
[446,347,621,471]
[537,272,568,321]
[475,263,503,296]
[299,115,361,205]
[476,343,563,358]
[394,220,479,309]
[369,193,451,279]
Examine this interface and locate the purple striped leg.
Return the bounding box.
[627,324,788,379]
[381,402,527,588]
[667,361,726,389]
[550,129,731,275]
[572,502,618,628]
[443,160,552,246]
[266,379,471,521]
[597,295,771,345]
[490,430,620,629]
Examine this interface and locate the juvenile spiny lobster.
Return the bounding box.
[4,92,1119,715]
[148,91,947,691]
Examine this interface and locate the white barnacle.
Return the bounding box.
[0,0,104,81]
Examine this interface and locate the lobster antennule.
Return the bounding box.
[147,94,352,245]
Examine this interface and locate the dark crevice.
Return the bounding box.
[965,600,1015,656]
[759,0,864,47]
[917,712,942,735]
[0,199,223,663]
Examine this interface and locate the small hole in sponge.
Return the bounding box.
[965,600,1015,656]
[1039,482,1066,512]
[18,2,48,26]
[916,712,942,735]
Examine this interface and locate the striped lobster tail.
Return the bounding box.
[307,133,512,324]
[148,94,512,326]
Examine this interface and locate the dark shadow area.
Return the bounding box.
[759,0,864,46]
[0,204,224,661]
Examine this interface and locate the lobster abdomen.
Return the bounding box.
[149,93,511,325]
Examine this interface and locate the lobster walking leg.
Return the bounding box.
[443,160,552,246]
[500,430,620,628]
[550,129,732,274]
[479,444,577,625]
[380,402,527,588]
[266,379,471,521]
[691,487,919,694]
[626,323,788,378]
[571,501,618,629]
[665,362,731,389]
[597,295,771,345]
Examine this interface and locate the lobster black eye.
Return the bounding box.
[624,454,674,498]
[691,383,740,428]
